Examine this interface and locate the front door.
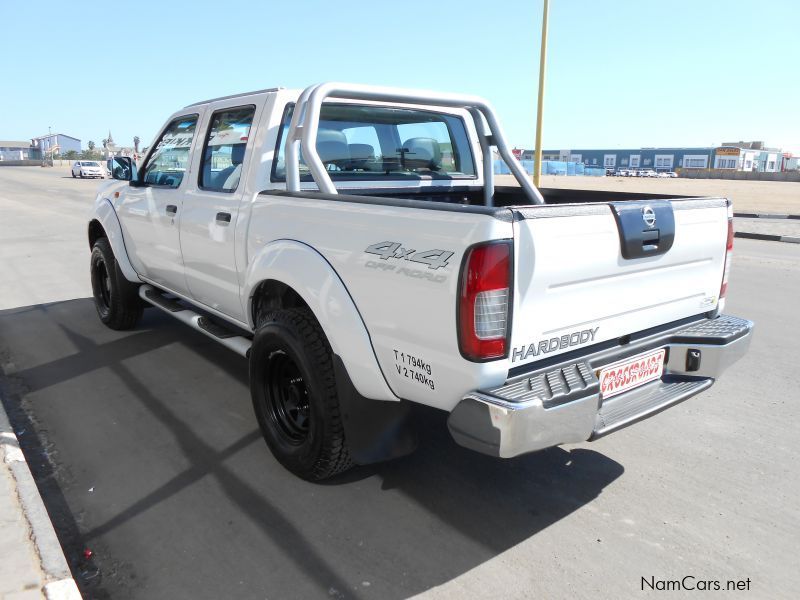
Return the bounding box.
[117,114,201,295]
[179,104,258,321]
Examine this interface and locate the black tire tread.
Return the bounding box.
[91,237,143,330]
[258,308,353,480]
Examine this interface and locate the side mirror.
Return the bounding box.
[111,156,137,182]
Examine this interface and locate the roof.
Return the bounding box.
[0,141,32,148]
[563,147,715,153]
[184,87,283,108]
[31,133,81,142]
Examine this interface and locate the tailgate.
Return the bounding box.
[509,198,729,367]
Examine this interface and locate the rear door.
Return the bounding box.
[508,199,729,368]
[179,103,260,321]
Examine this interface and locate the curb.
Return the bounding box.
[734,231,800,244]
[734,212,800,220]
[0,402,81,600]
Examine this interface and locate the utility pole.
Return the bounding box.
[533,0,550,188]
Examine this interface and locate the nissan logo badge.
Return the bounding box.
[642,206,657,228]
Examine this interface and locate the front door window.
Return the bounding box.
[141,115,199,188]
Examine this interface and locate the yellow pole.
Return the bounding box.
[533,0,550,188]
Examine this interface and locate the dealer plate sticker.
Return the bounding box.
[598,348,666,399]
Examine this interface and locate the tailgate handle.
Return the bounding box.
[610,201,675,259]
[642,228,660,251]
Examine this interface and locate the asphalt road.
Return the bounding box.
[1,166,798,599]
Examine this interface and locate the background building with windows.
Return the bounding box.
[522,147,715,171]
[31,133,81,157]
[519,141,791,173]
[0,141,34,160]
[783,155,800,171]
[714,141,781,172]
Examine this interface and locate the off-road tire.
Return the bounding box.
[250,308,353,480]
[90,237,143,330]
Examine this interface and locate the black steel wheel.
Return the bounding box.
[92,255,112,315]
[264,350,311,444]
[90,237,143,330]
[250,308,352,480]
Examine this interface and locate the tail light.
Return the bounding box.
[720,203,734,300]
[458,241,512,361]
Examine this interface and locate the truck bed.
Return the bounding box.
[317,185,697,209]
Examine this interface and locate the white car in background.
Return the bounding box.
[72,161,105,179]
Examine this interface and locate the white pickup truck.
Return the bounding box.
[88,83,752,480]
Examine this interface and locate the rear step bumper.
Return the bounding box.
[447,314,753,458]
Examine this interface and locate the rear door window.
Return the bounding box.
[199,106,256,192]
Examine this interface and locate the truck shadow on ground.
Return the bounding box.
[0,299,624,600]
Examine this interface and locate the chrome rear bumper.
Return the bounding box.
[448,315,753,458]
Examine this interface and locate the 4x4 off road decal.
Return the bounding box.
[365,242,453,270]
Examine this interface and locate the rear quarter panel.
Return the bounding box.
[245,194,513,410]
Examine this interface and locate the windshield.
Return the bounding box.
[272,103,476,183]
[83,161,100,167]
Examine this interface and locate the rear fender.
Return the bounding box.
[243,239,399,402]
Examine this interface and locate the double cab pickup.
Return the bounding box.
[88,83,753,480]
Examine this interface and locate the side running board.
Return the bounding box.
[139,284,252,357]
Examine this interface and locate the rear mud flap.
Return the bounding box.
[333,355,417,464]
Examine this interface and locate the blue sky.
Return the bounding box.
[1,0,797,153]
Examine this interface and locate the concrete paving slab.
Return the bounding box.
[735,217,800,238]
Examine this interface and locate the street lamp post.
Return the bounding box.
[533,0,550,188]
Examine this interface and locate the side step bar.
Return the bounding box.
[139,284,252,357]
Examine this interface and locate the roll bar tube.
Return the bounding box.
[283,82,545,206]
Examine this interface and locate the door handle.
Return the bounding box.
[166,204,178,216]
[215,212,232,224]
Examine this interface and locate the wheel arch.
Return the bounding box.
[244,240,399,403]
[89,198,140,283]
[250,279,310,327]
[88,219,105,248]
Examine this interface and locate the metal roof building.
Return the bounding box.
[519,142,786,173]
[521,147,715,171]
[0,140,34,161]
[31,133,81,156]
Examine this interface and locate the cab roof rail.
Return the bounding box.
[184,87,284,108]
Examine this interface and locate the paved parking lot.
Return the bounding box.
[1,166,798,598]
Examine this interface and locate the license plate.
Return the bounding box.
[598,348,666,399]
